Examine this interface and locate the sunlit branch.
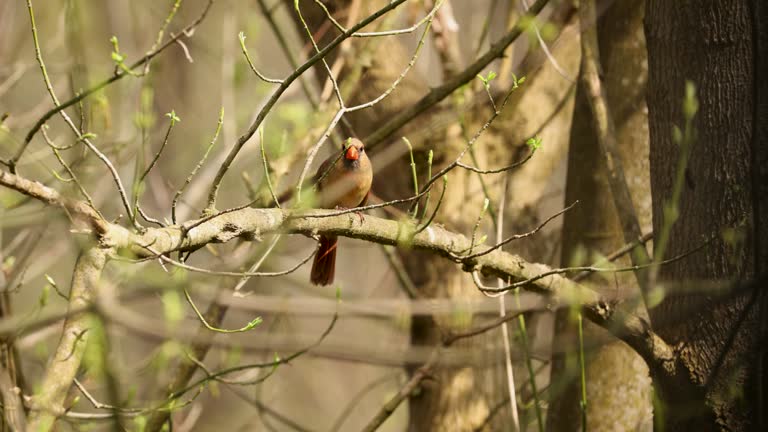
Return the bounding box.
[26,248,108,431]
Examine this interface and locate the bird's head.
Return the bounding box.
[342,138,365,168]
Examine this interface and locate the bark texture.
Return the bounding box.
[645,0,768,429]
[547,1,653,431]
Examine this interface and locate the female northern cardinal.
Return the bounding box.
[310,138,372,285]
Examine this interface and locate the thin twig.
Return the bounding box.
[410,78,530,214]
[40,125,100,217]
[460,201,578,260]
[206,0,410,211]
[183,288,261,333]
[455,149,535,174]
[293,7,438,204]
[414,175,448,234]
[12,0,215,170]
[141,243,318,278]
[259,126,281,209]
[296,186,433,218]
[364,0,550,150]
[520,0,575,82]
[22,0,135,220]
[255,0,318,107]
[172,108,224,224]
[473,235,713,294]
[494,176,521,431]
[168,293,341,399]
[295,0,344,108]
[133,112,180,227]
[239,32,283,84]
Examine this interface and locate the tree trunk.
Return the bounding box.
[547,1,653,431]
[645,0,768,429]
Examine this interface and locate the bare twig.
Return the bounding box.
[361,350,439,432]
[411,78,531,214]
[493,177,521,431]
[205,0,410,211]
[459,200,578,260]
[455,148,535,174]
[473,235,712,294]
[254,0,318,107]
[239,32,283,84]
[140,242,318,278]
[172,108,224,224]
[364,0,550,150]
[40,125,100,216]
[520,0,575,82]
[167,295,341,399]
[21,0,135,220]
[293,6,439,204]
[11,0,215,168]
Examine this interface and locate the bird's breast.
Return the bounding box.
[318,160,372,209]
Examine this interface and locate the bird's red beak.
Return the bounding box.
[345,145,359,161]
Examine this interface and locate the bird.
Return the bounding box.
[310,138,373,286]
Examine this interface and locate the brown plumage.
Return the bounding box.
[310,138,373,286]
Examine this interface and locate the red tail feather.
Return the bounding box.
[310,235,338,286]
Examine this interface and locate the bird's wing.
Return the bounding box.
[357,190,370,207]
[314,155,336,190]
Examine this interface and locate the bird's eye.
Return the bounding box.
[359,147,364,153]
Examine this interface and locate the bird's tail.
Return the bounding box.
[310,235,337,286]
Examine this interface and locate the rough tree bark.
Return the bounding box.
[645,0,768,430]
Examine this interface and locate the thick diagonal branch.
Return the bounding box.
[0,169,106,235]
[25,247,108,432]
[578,0,651,295]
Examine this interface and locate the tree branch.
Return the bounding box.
[364,0,550,149]
[2,167,677,389]
[0,364,26,431]
[0,169,106,235]
[26,247,109,432]
[578,0,652,294]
